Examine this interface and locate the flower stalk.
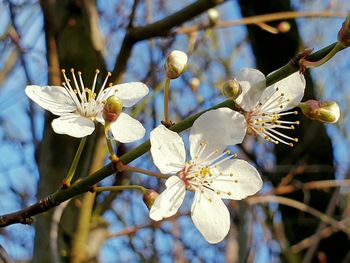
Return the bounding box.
[63,136,87,188]
[163,78,171,125]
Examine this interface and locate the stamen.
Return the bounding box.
[96,72,112,101]
[70,69,85,102]
[92,69,100,95]
[193,141,208,160]
[263,130,294,146]
[77,71,88,102]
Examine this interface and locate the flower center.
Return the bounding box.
[246,87,300,147]
[61,69,112,119]
[177,142,238,197]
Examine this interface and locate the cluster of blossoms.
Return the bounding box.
[25,50,340,244]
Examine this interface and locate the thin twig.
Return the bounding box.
[247,195,349,234]
[176,11,347,35]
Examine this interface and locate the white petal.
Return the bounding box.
[189,108,246,159]
[212,159,263,200]
[99,82,149,107]
[51,114,95,138]
[191,189,230,243]
[109,112,145,143]
[263,71,306,112]
[25,85,76,115]
[150,125,186,174]
[150,176,186,221]
[235,68,266,111]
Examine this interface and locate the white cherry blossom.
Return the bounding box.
[235,68,306,146]
[149,108,262,244]
[25,69,148,142]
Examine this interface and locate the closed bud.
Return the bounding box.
[189,77,200,92]
[222,79,242,100]
[103,95,123,123]
[208,8,219,25]
[299,100,340,124]
[277,21,291,33]
[165,50,188,79]
[338,13,350,47]
[143,189,159,210]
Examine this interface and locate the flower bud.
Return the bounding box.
[299,100,340,124]
[189,77,200,92]
[222,79,242,100]
[208,8,219,25]
[142,189,159,210]
[277,21,291,33]
[103,95,123,123]
[338,13,350,47]
[165,50,188,79]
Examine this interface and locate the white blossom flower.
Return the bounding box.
[235,68,306,146]
[149,108,262,244]
[25,69,148,142]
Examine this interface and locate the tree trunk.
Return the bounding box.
[33,1,104,262]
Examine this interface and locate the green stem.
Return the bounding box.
[163,78,171,124]
[64,137,87,187]
[123,165,169,179]
[94,185,146,193]
[301,43,344,68]
[105,124,118,160]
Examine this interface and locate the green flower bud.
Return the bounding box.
[299,100,340,124]
[165,50,188,79]
[103,95,123,123]
[222,79,242,100]
[142,189,159,210]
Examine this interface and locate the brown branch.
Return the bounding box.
[176,11,347,34]
[111,0,224,83]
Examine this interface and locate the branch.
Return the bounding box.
[176,11,347,34]
[112,0,224,82]
[0,42,346,227]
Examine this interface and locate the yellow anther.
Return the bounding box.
[109,83,113,87]
[216,191,220,195]
[294,111,298,115]
[78,71,82,75]
[61,69,66,73]
[208,198,212,203]
[295,121,300,125]
[289,143,294,147]
[291,125,295,129]
[95,69,100,74]
[107,72,112,76]
[227,192,232,196]
[294,138,299,142]
[70,68,75,73]
[229,173,233,177]
[233,153,238,157]
[226,150,231,154]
